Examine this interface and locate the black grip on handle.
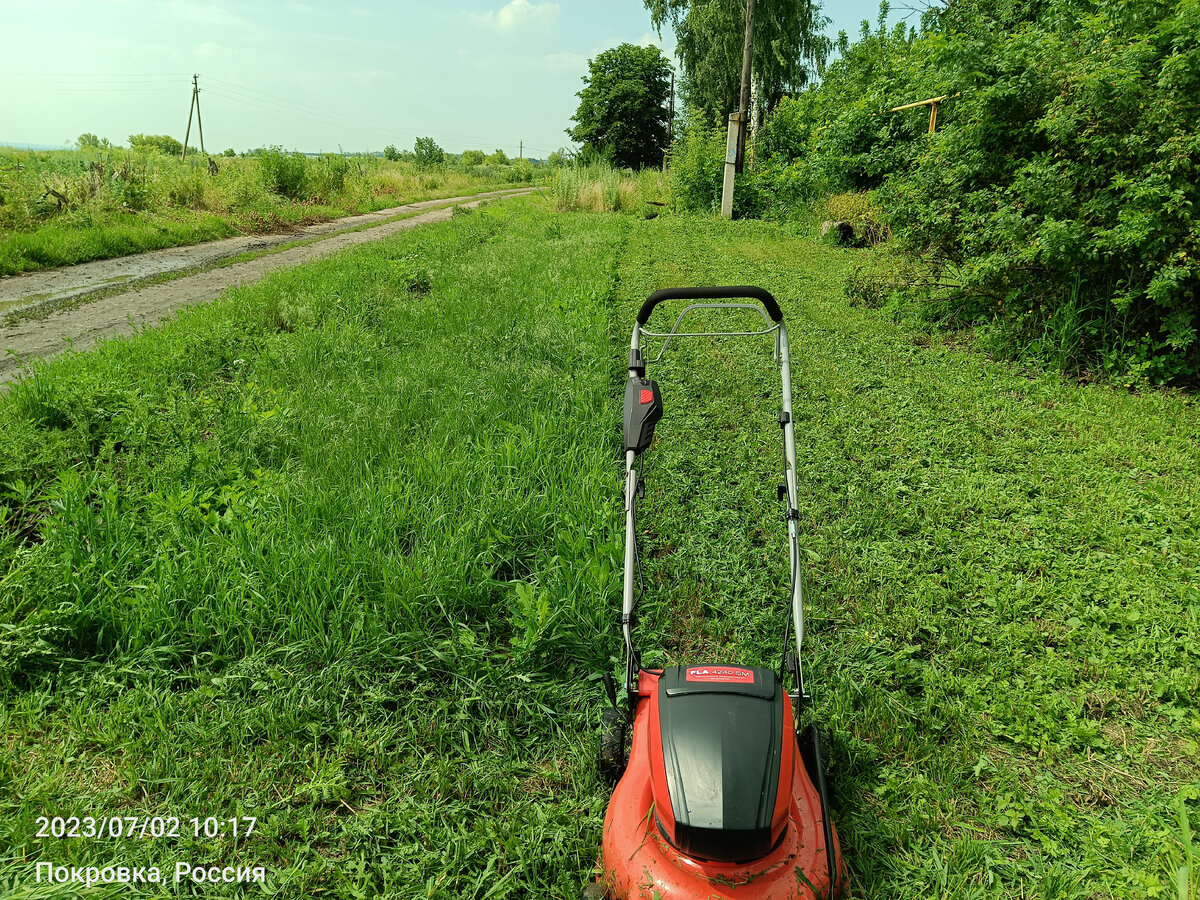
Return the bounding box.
[636,285,783,325]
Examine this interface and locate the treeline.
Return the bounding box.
[673,0,1200,383]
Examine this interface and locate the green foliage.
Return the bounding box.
[75,133,110,151]
[881,0,1200,381]
[617,214,1200,896]
[382,144,400,161]
[568,42,673,169]
[668,120,725,212]
[644,0,830,125]
[459,148,486,166]
[726,0,1200,382]
[551,162,667,213]
[257,146,308,199]
[0,146,517,275]
[309,153,350,201]
[413,135,444,168]
[127,133,193,156]
[1,202,629,896]
[222,147,236,157]
[2,199,1198,897]
[487,147,510,166]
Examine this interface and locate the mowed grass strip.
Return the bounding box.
[614,216,1200,898]
[0,199,626,897]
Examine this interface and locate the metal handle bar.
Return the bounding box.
[639,303,779,364]
[637,286,783,325]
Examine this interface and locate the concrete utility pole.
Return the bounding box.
[519,140,523,160]
[721,0,755,217]
[181,74,205,161]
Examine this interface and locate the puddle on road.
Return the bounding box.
[1,293,51,316]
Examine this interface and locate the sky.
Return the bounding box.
[1,0,896,157]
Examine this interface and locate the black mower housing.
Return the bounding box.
[623,378,662,454]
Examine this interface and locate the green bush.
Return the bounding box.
[258,147,308,199]
[413,136,444,169]
[884,0,1200,381]
[669,122,725,213]
[310,153,350,201]
[128,134,194,157]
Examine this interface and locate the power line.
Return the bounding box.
[2,71,564,155]
[205,76,524,146]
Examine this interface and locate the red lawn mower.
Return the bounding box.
[589,287,845,900]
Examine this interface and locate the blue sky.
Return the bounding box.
[1,0,894,156]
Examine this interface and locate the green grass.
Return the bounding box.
[0,147,532,275]
[617,216,1200,898]
[1,199,626,897]
[1,203,1198,898]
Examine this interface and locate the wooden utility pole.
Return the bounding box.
[721,0,755,217]
[519,140,523,160]
[181,74,205,160]
[735,0,755,172]
[668,69,675,142]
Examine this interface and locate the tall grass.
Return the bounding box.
[0,146,526,275]
[2,200,1197,898]
[551,162,666,213]
[1,199,628,897]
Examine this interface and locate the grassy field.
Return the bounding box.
[0,146,532,276]
[1,199,1198,898]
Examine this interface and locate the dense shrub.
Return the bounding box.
[309,153,350,201]
[707,0,1200,382]
[669,122,725,213]
[883,0,1200,381]
[128,134,195,157]
[258,147,308,199]
[413,136,444,169]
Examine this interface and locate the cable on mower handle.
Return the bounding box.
[636,285,783,325]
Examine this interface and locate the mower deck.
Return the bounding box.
[596,670,842,900]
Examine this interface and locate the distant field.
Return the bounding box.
[1,198,1197,898]
[0,146,536,275]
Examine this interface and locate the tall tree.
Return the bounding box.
[645,0,830,125]
[568,43,673,169]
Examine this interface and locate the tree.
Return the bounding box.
[413,136,444,167]
[567,43,673,169]
[459,149,486,165]
[383,144,401,161]
[487,148,509,165]
[128,133,194,156]
[76,133,111,150]
[644,0,830,126]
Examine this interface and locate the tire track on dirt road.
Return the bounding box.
[0,188,535,388]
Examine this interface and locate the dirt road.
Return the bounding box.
[0,188,534,388]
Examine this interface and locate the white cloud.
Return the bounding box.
[543,50,586,70]
[468,0,559,33]
[167,0,251,29]
[195,41,233,60]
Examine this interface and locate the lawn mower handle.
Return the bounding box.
[637,286,783,325]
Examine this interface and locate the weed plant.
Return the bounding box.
[0,146,523,275]
[1,199,628,897]
[550,162,666,214]
[1,203,1198,897]
[618,216,1199,897]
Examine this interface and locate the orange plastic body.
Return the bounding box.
[596,671,845,900]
